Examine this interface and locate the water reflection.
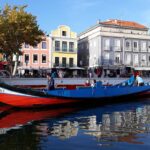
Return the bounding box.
[35,105,150,144]
[0,102,150,149]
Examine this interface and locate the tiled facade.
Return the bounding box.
[19,36,50,70]
[78,19,150,73]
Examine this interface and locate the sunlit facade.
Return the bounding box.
[50,25,77,68]
[78,19,150,76]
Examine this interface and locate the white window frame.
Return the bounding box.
[32,54,38,64]
[104,53,110,60]
[103,38,110,50]
[125,53,131,65]
[141,41,147,52]
[133,41,138,52]
[24,53,30,65]
[148,55,150,66]
[125,40,131,51]
[133,54,139,66]
[115,53,121,64]
[42,41,47,49]
[114,39,121,51]
[41,54,47,64]
[148,41,150,52]
[141,54,147,66]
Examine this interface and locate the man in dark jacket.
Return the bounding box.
[47,73,55,90]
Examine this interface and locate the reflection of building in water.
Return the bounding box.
[49,121,78,139]
[35,105,150,142]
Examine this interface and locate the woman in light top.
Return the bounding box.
[136,75,144,86]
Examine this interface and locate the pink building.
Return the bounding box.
[19,36,50,76]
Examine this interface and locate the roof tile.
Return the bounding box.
[100,19,147,29]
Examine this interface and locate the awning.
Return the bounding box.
[69,66,85,70]
[134,67,150,71]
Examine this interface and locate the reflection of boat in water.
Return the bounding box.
[0,103,150,145]
[1,76,150,108]
[0,105,78,134]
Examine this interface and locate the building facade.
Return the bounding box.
[50,25,77,68]
[78,19,150,76]
[19,36,50,75]
[0,54,3,61]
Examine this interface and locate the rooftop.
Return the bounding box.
[100,19,148,30]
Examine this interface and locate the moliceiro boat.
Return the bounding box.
[0,76,150,108]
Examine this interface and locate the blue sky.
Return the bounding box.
[1,0,150,34]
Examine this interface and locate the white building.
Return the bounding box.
[78,19,150,76]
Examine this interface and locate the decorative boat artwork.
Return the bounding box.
[0,76,150,108]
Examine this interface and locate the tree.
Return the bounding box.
[0,5,44,75]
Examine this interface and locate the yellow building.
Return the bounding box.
[50,25,77,68]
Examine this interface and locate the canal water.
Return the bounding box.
[0,99,150,150]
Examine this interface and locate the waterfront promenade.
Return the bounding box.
[1,77,150,86]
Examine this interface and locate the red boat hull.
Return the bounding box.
[0,93,77,108]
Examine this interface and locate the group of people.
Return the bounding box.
[46,71,145,91]
[85,79,98,87]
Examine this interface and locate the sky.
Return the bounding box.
[1,0,150,34]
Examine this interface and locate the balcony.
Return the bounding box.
[103,46,110,51]
[114,46,121,51]
[125,47,132,51]
[54,47,77,53]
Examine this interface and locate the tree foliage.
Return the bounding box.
[0,4,44,74]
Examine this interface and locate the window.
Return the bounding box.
[69,58,73,67]
[55,57,59,67]
[24,54,29,64]
[133,54,138,65]
[125,54,131,64]
[69,42,74,52]
[62,31,67,36]
[33,54,38,63]
[114,39,121,51]
[134,42,137,48]
[24,43,29,49]
[115,53,120,64]
[141,41,147,51]
[148,56,150,66]
[42,54,46,63]
[149,56,150,62]
[42,41,47,49]
[148,42,150,51]
[55,41,60,51]
[62,57,66,67]
[104,39,110,50]
[125,40,132,51]
[126,41,130,47]
[104,53,109,60]
[141,55,146,66]
[62,41,67,51]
